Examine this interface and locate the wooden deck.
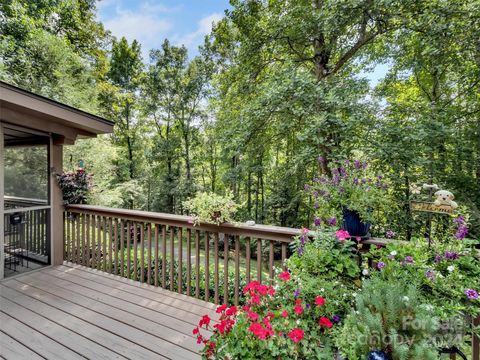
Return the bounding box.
[0,262,218,360]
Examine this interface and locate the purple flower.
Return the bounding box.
[453,215,465,224]
[332,314,341,323]
[444,251,458,260]
[339,167,347,176]
[344,160,350,165]
[385,230,396,238]
[304,184,311,191]
[362,161,368,169]
[353,178,359,185]
[354,160,362,169]
[332,175,341,185]
[314,217,321,227]
[339,187,345,193]
[377,175,383,180]
[318,156,326,164]
[314,202,320,209]
[455,224,469,240]
[465,289,479,300]
[297,246,304,256]
[377,262,385,269]
[294,288,300,298]
[425,270,436,280]
[361,179,367,184]
[435,254,443,263]
[328,217,337,226]
[312,191,319,198]
[306,303,311,309]
[401,256,415,266]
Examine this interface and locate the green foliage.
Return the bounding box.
[183,192,237,225]
[336,277,440,360]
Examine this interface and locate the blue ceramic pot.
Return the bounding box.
[342,208,371,238]
[367,350,389,360]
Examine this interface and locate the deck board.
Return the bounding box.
[0,264,218,360]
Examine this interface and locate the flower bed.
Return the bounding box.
[194,218,479,359]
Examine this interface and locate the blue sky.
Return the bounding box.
[96,0,388,84]
[96,0,231,60]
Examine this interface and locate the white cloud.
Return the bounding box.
[175,12,223,53]
[99,2,175,60]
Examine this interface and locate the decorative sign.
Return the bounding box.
[78,159,85,169]
[410,201,454,214]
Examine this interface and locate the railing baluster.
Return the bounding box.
[169,226,174,291]
[64,212,68,260]
[85,214,91,267]
[114,218,118,275]
[147,223,152,285]
[91,215,96,268]
[97,216,102,270]
[214,232,219,304]
[120,219,125,277]
[234,235,240,306]
[75,214,80,264]
[281,242,287,270]
[102,216,107,271]
[195,230,200,299]
[133,222,138,281]
[257,239,262,283]
[140,222,145,283]
[126,220,131,279]
[65,212,70,261]
[269,240,274,285]
[224,234,229,304]
[81,213,86,266]
[245,237,251,284]
[204,231,210,302]
[154,224,159,286]
[178,227,183,294]
[186,228,191,297]
[161,225,167,289]
[108,217,113,274]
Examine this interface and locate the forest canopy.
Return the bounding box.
[1,0,479,239]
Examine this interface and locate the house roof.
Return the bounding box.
[0,81,114,144]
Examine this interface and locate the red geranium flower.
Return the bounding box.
[249,322,267,339]
[226,305,238,316]
[281,310,288,318]
[319,316,333,328]
[199,315,211,327]
[247,311,259,321]
[216,304,228,313]
[279,271,291,281]
[288,328,304,343]
[294,304,304,315]
[315,296,326,306]
[193,327,199,335]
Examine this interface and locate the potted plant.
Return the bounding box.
[56,168,93,205]
[183,192,237,226]
[305,158,388,238]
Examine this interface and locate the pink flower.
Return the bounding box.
[315,296,326,306]
[216,304,227,313]
[288,328,304,343]
[319,316,333,328]
[294,304,304,315]
[226,306,238,316]
[198,315,211,327]
[247,311,259,321]
[281,310,288,318]
[279,271,291,281]
[335,230,351,241]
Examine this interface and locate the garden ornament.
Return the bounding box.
[433,190,458,210]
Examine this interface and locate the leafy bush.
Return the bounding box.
[336,277,440,360]
[183,192,237,225]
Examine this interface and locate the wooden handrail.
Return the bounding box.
[66,204,300,243]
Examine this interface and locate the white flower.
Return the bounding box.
[362,269,369,276]
[403,296,409,302]
[296,319,301,325]
[390,250,397,256]
[343,293,347,297]
[320,288,324,292]
[352,292,357,297]
[447,265,455,273]
[425,304,434,311]
[355,311,360,314]
[410,184,421,194]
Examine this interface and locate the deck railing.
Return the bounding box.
[64,204,299,306]
[63,204,479,358]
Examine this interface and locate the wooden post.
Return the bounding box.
[50,141,64,265]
